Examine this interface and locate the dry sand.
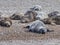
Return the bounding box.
[0,39,60,45]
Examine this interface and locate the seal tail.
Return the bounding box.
[47,29,54,32]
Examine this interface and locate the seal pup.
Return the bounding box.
[25,20,54,34]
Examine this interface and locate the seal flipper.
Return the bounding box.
[47,29,54,32]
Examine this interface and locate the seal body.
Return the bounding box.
[10,13,24,20]
[26,20,48,34]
